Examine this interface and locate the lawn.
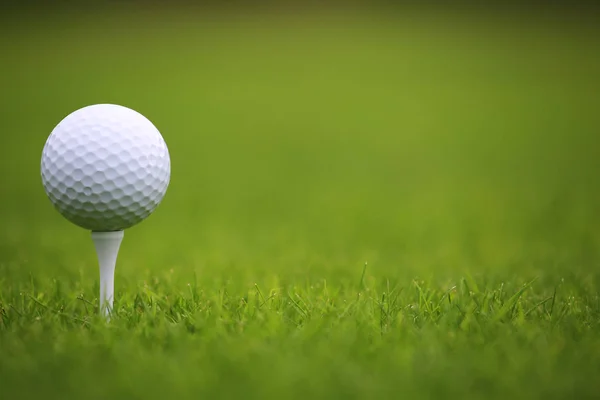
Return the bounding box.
[1,6,600,399]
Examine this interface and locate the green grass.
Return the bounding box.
[1,7,600,399]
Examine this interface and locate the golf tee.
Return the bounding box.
[91,230,124,318]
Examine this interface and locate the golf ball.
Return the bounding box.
[41,104,171,231]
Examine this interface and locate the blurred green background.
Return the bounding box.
[1,3,600,398]
[2,4,599,280]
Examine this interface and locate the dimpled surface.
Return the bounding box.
[41,104,171,231]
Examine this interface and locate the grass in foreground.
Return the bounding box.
[1,270,599,399]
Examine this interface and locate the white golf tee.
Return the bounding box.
[91,230,124,318]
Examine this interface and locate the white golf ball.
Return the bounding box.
[41,104,171,231]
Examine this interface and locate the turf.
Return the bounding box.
[1,7,600,399]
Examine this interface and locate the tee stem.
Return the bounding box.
[91,230,124,319]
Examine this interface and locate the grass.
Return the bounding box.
[1,6,600,399]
